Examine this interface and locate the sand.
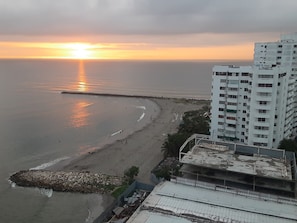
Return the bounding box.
[48,97,208,222]
[51,98,207,184]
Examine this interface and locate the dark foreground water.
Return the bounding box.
[0,59,251,222]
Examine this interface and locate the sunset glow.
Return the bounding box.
[0,41,254,60]
[67,43,92,59]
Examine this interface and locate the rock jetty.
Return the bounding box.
[10,170,123,194]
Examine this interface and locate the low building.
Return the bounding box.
[127,180,297,223]
[179,134,297,198]
[126,135,297,222]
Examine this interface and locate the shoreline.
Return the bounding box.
[14,93,209,222]
[49,96,208,183]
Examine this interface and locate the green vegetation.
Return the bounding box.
[153,163,180,180]
[111,165,139,198]
[278,138,297,155]
[162,105,210,158]
[111,185,129,198]
[124,166,139,184]
[154,104,210,181]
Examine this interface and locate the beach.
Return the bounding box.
[47,97,207,221]
[52,97,206,181]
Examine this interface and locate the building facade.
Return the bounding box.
[210,33,297,148]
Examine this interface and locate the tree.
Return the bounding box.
[179,110,210,135]
[162,107,210,158]
[124,166,139,184]
[162,133,190,158]
[278,139,297,153]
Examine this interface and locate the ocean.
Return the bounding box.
[0,59,251,222]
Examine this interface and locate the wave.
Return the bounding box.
[9,179,53,198]
[29,156,70,170]
[110,129,123,136]
[136,105,146,110]
[137,112,145,122]
[39,188,53,198]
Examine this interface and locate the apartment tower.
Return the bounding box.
[210,33,297,148]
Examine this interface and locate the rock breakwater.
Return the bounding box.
[10,170,123,193]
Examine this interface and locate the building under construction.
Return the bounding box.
[179,134,297,198]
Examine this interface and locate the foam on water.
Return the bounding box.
[137,112,145,122]
[29,157,70,170]
[110,129,123,136]
[136,105,146,110]
[39,188,53,198]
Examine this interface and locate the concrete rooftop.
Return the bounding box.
[180,142,292,180]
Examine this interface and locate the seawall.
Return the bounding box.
[10,170,122,194]
[61,91,209,101]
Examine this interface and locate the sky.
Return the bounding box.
[0,0,296,60]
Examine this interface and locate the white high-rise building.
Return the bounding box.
[210,33,297,148]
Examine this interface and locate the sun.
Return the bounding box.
[69,43,92,59]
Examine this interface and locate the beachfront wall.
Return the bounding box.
[94,181,154,223]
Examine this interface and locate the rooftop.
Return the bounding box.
[181,143,292,180]
[179,135,296,181]
[127,180,297,223]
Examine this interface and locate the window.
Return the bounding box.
[258,118,266,122]
[255,126,269,130]
[258,74,273,78]
[219,94,225,97]
[219,108,224,111]
[255,134,268,138]
[240,80,249,83]
[242,73,250,76]
[227,102,237,106]
[258,83,273,87]
[259,101,268,105]
[216,72,227,76]
[220,79,226,83]
[253,142,268,147]
[258,109,267,113]
[228,95,237,99]
[257,92,272,97]
[226,116,236,120]
[220,87,226,90]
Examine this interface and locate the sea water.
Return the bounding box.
[0,59,251,222]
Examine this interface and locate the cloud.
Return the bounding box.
[0,0,296,37]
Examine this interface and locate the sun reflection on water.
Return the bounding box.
[70,101,92,128]
[70,60,91,128]
[77,60,88,92]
